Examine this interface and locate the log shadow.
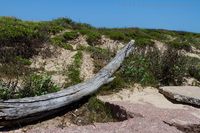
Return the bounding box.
[0,96,91,132]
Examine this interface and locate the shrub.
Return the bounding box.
[107,31,126,41]
[15,56,32,65]
[50,36,73,50]
[0,17,47,63]
[121,54,158,86]
[0,81,14,100]
[20,74,60,97]
[78,29,101,45]
[65,51,83,87]
[135,38,155,47]
[97,74,125,95]
[159,47,187,85]
[168,40,191,51]
[0,74,60,100]
[63,31,79,41]
[187,57,200,81]
[87,97,114,123]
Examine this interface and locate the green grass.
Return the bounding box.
[87,96,115,123]
[135,38,155,47]
[0,74,60,100]
[65,51,83,87]
[120,53,158,86]
[63,31,79,40]
[78,29,101,45]
[167,40,191,51]
[1,16,200,99]
[50,36,74,50]
[15,56,32,65]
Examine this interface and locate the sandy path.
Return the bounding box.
[80,52,95,81]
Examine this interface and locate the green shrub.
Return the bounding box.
[65,51,83,87]
[15,56,32,65]
[168,41,191,51]
[78,29,101,45]
[98,74,125,95]
[86,32,101,45]
[121,54,158,86]
[20,74,60,97]
[50,36,73,50]
[135,38,155,47]
[0,82,13,100]
[188,65,200,81]
[63,31,79,40]
[107,31,126,41]
[0,17,47,63]
[187,57,200,81]
[159,47,187,85]
[0,74,60,100]
[87,97,114,123]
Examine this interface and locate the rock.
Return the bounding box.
[9,87,200,133]
[159,86,200,106]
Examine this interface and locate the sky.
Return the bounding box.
[0,0,200,33]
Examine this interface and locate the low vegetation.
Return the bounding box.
[0,74,60,100]
[65,96,117,126]
[65,51,83,87]
[1,16,200,99]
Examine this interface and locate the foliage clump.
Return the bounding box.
[0,74,60,100]
[63,31,79,41]
[78,29,101,45]
[135,38,155,47]
[167,40,191,51]
[0,17,47,63]
[87,97,115,123]
[65,51,83,87]
[50,36,73,50]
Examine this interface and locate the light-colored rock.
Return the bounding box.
[159,86,200,106]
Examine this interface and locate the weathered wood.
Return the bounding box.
[0,40,135,126]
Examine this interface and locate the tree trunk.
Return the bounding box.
[0,40,135,126]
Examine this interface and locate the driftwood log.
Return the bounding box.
[0,40,135,126]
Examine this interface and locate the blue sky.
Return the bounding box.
[0,0,199,33]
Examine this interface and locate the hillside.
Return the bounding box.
[1,17,200,132]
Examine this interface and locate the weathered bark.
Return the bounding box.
[0,40,135,126]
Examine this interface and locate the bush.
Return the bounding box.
[0,81,14,100]
[78,29,101,45]
[20,74,60,97]
[135,38,155,47]
[87,97,114,122]
[121,54,158,86]
[107,31,126,41]
[97,74,125,95]
[65,51,83,87]
[0,74,60,100]
[50,36,73,50]
[159,47,187,85]
[15,56,32,65]
[63,31,79,41]
[187,57,200,81]
[0,17,47,63]
[168,40,191,51]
